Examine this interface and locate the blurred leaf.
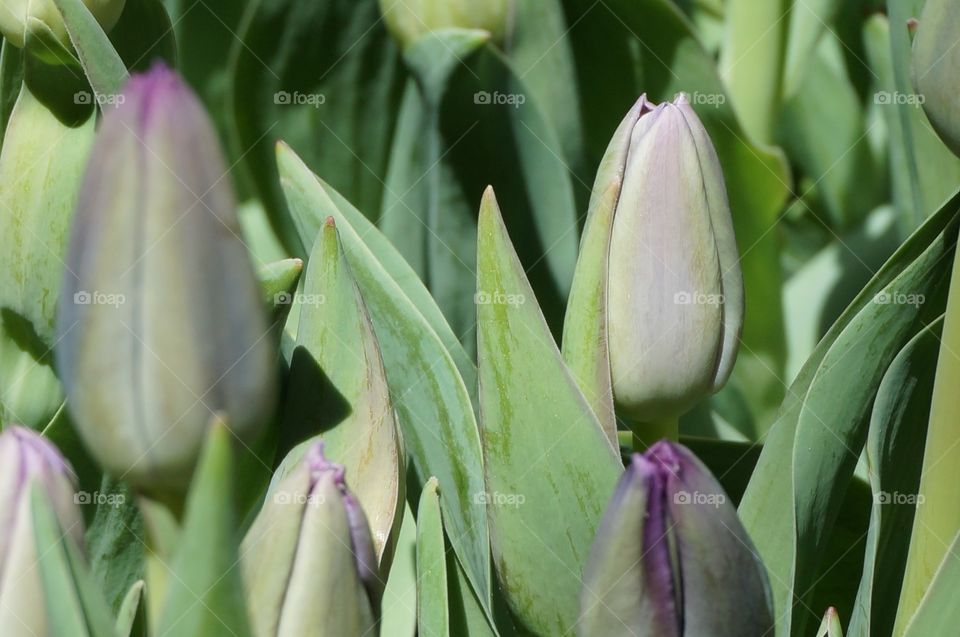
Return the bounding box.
[230,0,406,251]
[51,0,127,99]
[900,530,960,637]
[278,218,404,569]
[476,189,621,635]
[884,1,960,233]
[31,486,118,637]
[381,503,417,637]
[817,607,844,637]
[416,478,448,637]
[896,209,960,631]
[382,30,580,348]
[778,35,882,228]
[739,190,959,636]
[782,0,844,97]
[257,257,302,323]
[116,580,144,637]
[848,319,940,637]
[156,422,252,637]
[277,145,492,618]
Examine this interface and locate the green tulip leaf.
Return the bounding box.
[476,188,621,635]
[900,529,960,637]
[156,420,252,637]
[277,144,492,618]
[51,0,128,100]
[416,477,449,637]
[115,580,144,637]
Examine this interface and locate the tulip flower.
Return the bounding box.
[564,94,743,436]
[0,426,84,636]
[0,0,126,49]
[56,64,277,495]
[912,0,960,156]
[240,441,382,637]
[578,440,772,637]
[379,0,511,48]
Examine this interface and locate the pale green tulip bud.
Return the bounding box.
[379,0,511,48]
[912,0,960,157]
[0,0,125,50]
[0,426,84,636]
[56,64,278,495]
[578,441,772,636]
[241,441,381,637]
[567,94,743,426]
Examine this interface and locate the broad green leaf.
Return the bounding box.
[416,477,448,637]
[51,0,128,99]
[230,0,406,251]
[885,0,960,233]
[561,0,790,431]
[156,421,252,637]
[0,83,95,347]
[276,146,475,392]
[896,212,960,633]
[739,190,959,637]
[476,188,621,635]
[901,530,960,637]
[382,30,580,347]
[848,320,940,637]
[276,144,491,618]
[31,486,118,637]
[278,218,404,568]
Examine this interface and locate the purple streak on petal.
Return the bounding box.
[303,441,383,618]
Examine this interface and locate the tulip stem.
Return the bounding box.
[631,417,680,452]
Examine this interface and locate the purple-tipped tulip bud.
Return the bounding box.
[565,95,743,429]
[578,440,772,637]
[56,64,277,495]
[241,442,381,637]
[0,426,83,635]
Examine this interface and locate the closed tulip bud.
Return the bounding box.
[241,442,381,637]
[578,441,772,636]
[379,0,511,48]
[0,426,84,636]
[912,0,960,157]
[0,0,125,50]
[565,94,743,431]
[56,64,277,495]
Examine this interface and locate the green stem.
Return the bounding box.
[631,417,680,452]
[136,495,184,632]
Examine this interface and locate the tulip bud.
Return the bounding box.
[578,440,772,636]
[912,0,960,157]
[241,442,381,637]
[565,94,743,428]
[0,0,126,50]
[379,0,511,48]
[0,426,84,636]
[56,64,277,495]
